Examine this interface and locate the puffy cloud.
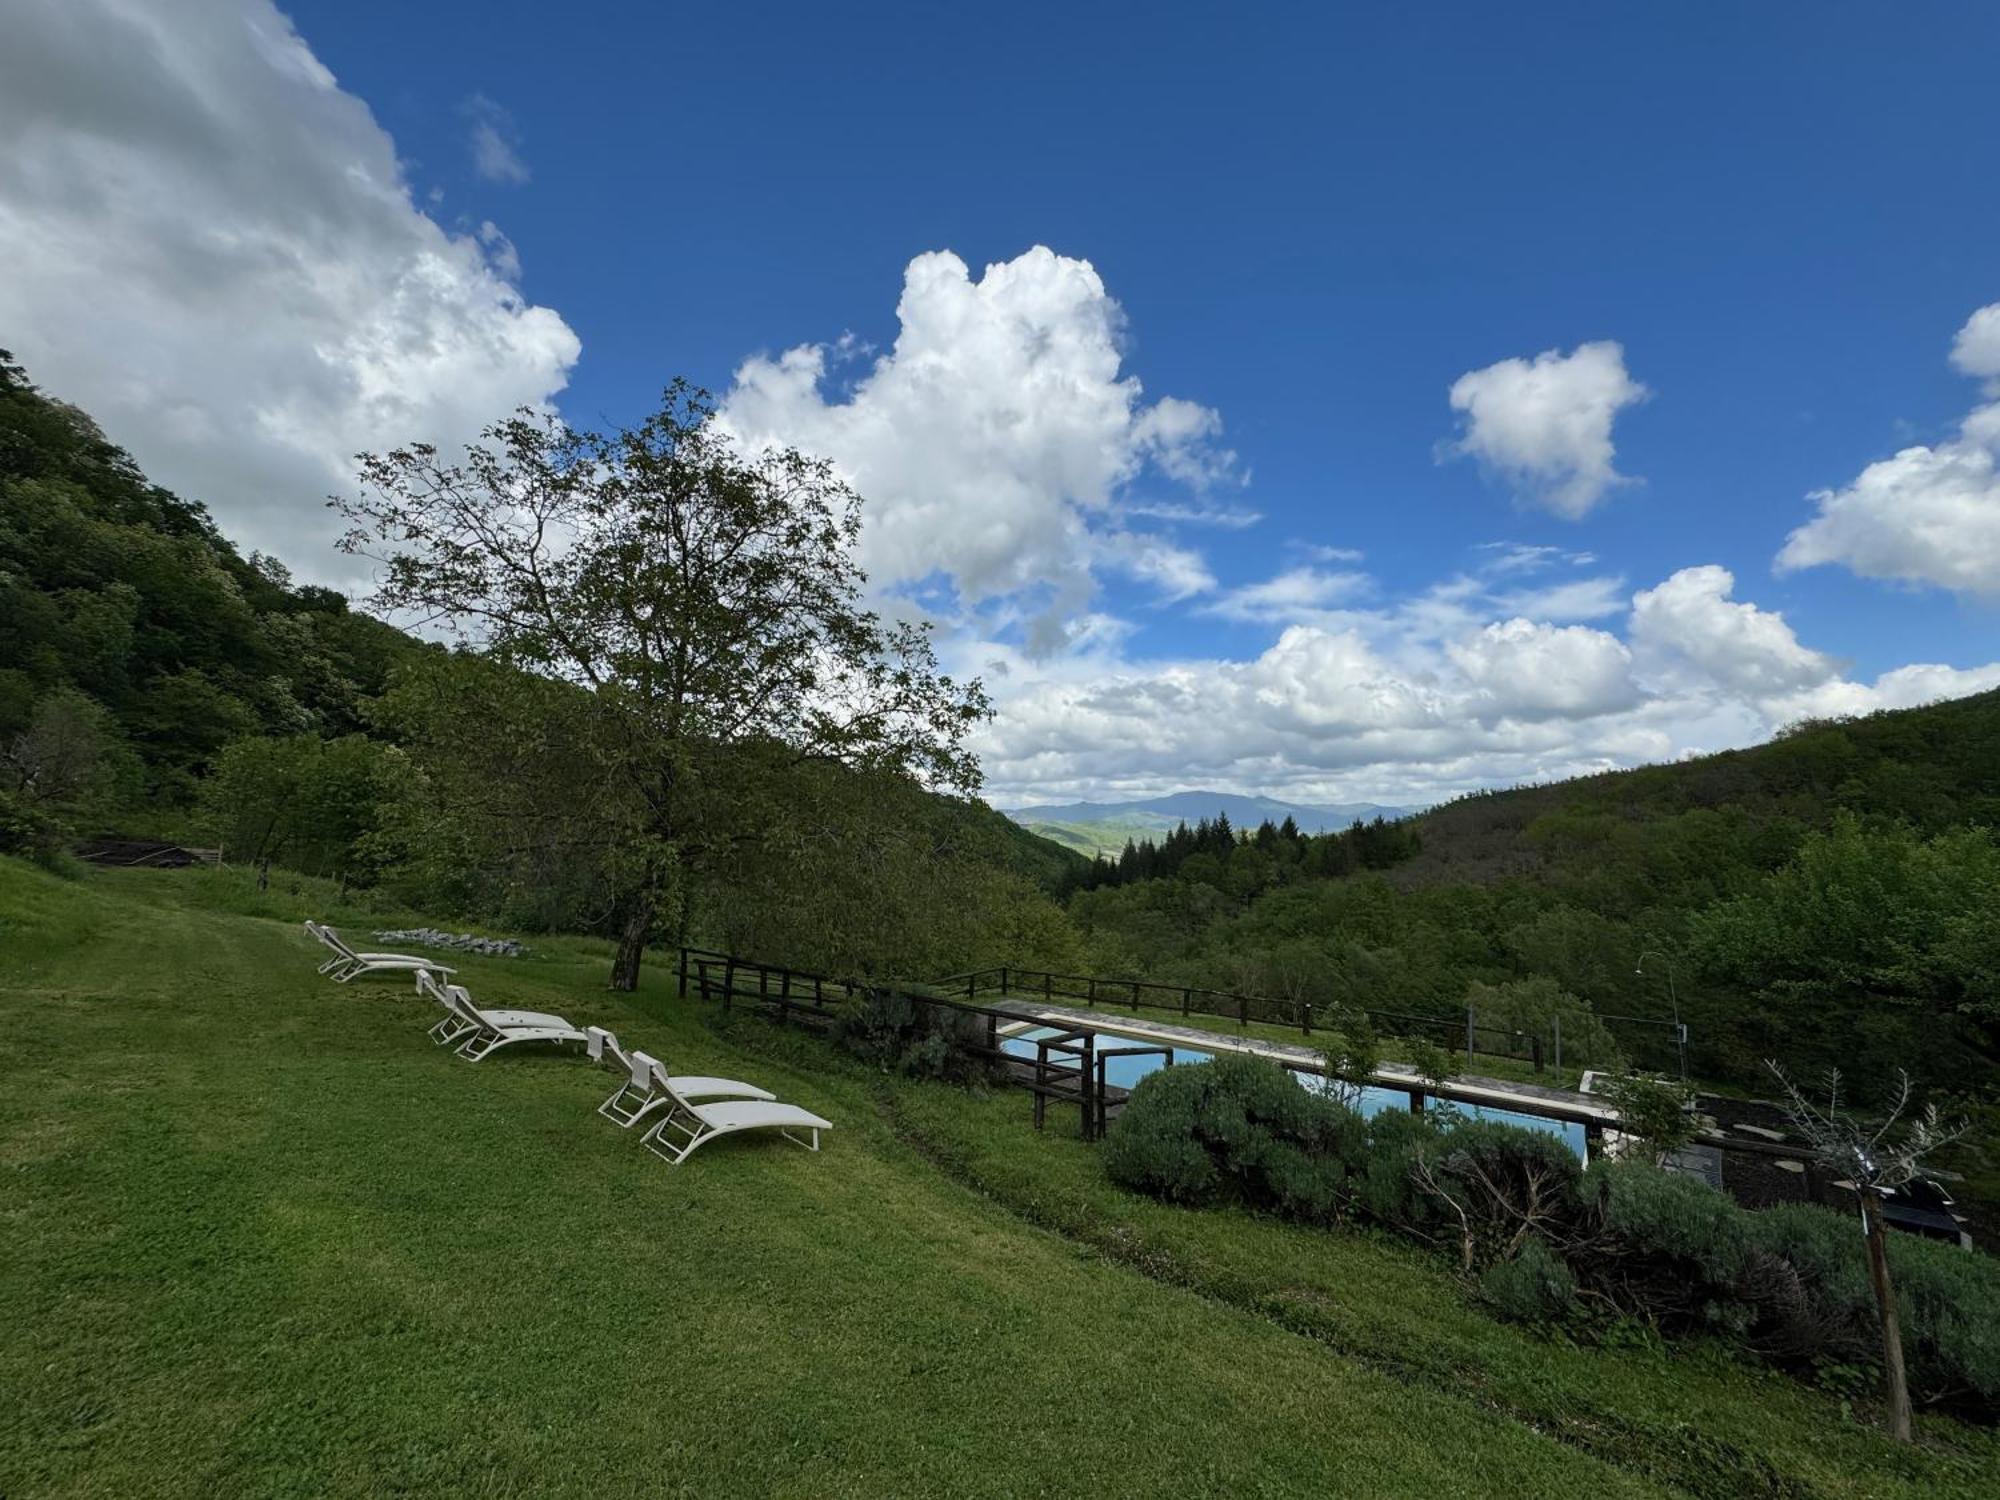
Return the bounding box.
[969,559,1996,806]
[717,247,1238,642]
[1778,303,2000,601]
[463,93,530,184]
[1951,303,2000,381]
[0,0,580,587]
[1445,341,1649,518]
[1629,565,1837,697]
[1446,619,1638,722]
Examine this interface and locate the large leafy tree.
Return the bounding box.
[335,383,989,990]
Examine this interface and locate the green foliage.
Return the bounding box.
[1888,1228,2000,1412]
[1480,1237,1579,1324]
[1409,1121,1586,1270]
[0,352,421,809]
[1692,813,2000,1051]
[831,984,998,1083]
[336,382,988,990]
[1595,1073,1699,1165]
[1058,690,2000,1096]
[1103,1055,1366,1221]
[199,733,405,882]
[1315,1014,1382,1110]
[1466,975,1624,1067]
[0,789,67,868]
[1581,1161,1754,1330]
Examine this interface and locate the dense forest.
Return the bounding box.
[5,349,1996,1102]
[1059,695,2000,1096]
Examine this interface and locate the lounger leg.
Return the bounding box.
[598,1083,660,1127]
[640,1113,715,1165]
[779,1127,821,1152]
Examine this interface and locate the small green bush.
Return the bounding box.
[1352,1105,1443,1231]
[1480,1237,1578,1324]
[1740,1204,1875,1367]
[1580,1161,1753,1331]
[833,985,996,1083]
[1740,1201,2000,1416]
[1887,1227,2000,1414]
[0,791,67,870]
[1104,1055,1365,1221]
[1407,1120,1586,1271]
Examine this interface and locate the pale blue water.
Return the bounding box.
[1001,1026,1587,1158]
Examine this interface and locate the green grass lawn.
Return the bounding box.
[2,859,1992,1497]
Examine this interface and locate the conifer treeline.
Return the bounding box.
[1061,813,1420,895]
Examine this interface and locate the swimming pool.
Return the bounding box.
[1000,1025,1588,1157]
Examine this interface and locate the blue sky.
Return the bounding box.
[4,1,1998,803]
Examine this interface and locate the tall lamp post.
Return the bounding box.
[1634,950,1688,1082]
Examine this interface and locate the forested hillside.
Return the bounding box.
[0,355,1082,981]
[1062,694,2000,1096]
[0,351,425,812]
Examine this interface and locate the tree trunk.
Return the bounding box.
[1861,1189,1914,1442]
[609,892,655,993]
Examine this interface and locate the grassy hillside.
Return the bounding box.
[4,858,1993,1496]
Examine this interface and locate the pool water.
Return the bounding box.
[1000,1026,1587,1158]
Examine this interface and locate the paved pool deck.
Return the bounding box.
[986,998,1623,1124]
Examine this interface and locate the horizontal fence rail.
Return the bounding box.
[680,948,1780,1170]
[935,966,1556,1074]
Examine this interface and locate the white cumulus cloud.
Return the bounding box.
[968,556,1998,807]
[1446,341,1649,518]
[0,0,580,586]
[1777,303,2000,601]
[1629,565,1838,698]
[716,247,1239,649]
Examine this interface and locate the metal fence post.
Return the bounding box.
[1552,1014,1562,1073]
[1465,1005,1476,1057]
[677,947,689,996]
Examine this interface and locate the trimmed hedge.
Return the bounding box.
[1101,1055,2000,1421]
[1102,1053,1366,1222]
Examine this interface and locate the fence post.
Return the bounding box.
[1000,967,1009,996]
[1530,1033,1543,1074]
[1465,1005,1476,1057]
[1238,993,1248,1027]
[1086,977,1097,1006]
[966,973,975,1000]
[1182,987,1191,1017]
[1409,1086,1425,1116]
[1131,981,1141,1013]
[1552,1014,1562,1073]
[677,947,689,997]
[722,958,736,1012]
[1302,1002,1313,1036]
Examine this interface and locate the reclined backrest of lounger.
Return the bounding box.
[584,1025,639,1074]
[319,925,361,963]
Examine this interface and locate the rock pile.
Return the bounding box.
[373,927,529,959]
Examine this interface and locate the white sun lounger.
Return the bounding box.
[435,981,588,1063]
[307,921,453,984]
[582,1026,774,1127]
[637,1069,832,1165]
[416,969,572,1047]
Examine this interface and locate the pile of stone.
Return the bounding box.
[373,927,529,959]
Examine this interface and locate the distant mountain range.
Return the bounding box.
[1002,791,1420,860]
